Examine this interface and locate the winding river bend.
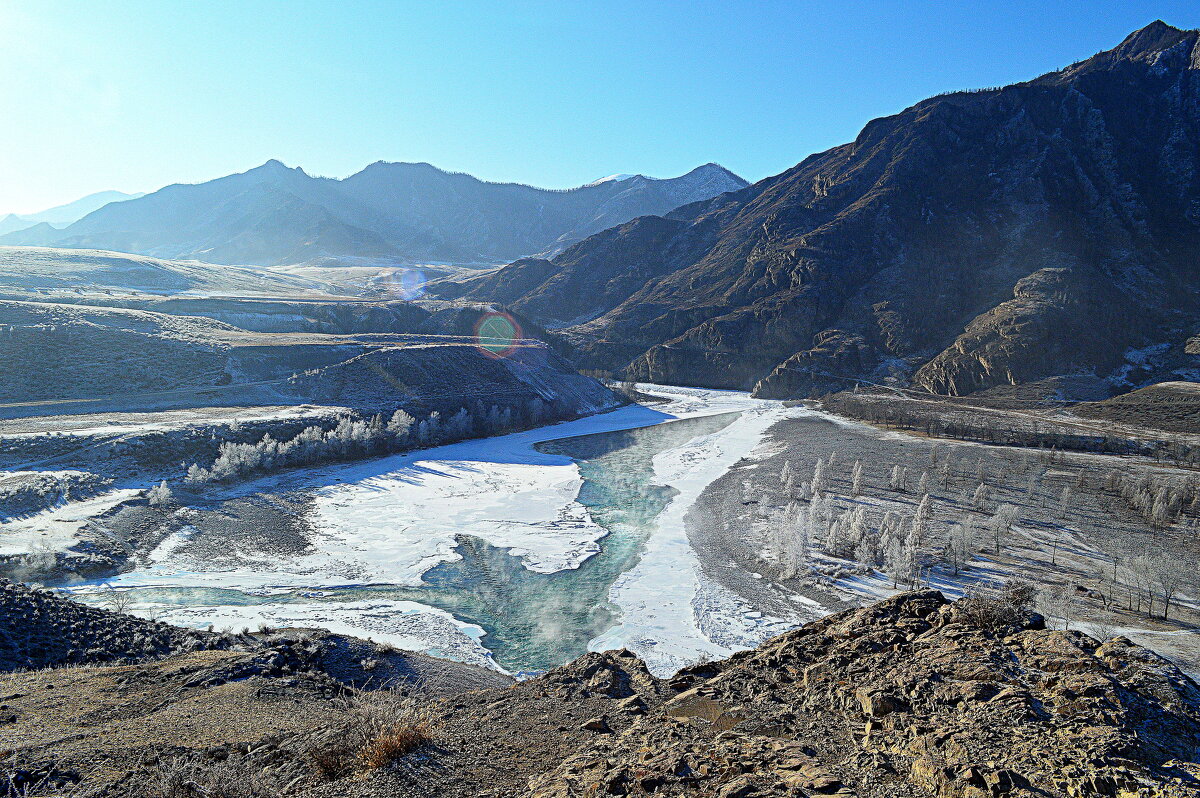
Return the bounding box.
[73,388,789,674]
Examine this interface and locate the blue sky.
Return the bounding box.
[2,0,1199,214]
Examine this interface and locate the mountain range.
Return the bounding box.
[437,21,1200,399]
[0,190,143,236]
[0,162,746,267]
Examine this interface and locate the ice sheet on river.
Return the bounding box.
[94,386,806,675]
[589,402,805,676]
[112,386,764,590]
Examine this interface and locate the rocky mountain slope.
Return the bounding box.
[4,589,1198,796]
[439,21,1200,399]
[0,162,746,267]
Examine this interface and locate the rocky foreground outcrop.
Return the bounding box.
[5,589,1198,797]
[526,591,1200,797]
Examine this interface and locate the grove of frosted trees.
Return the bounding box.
[184,398,553,485]
[754,445,1197,623]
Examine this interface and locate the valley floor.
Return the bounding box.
[5,382,1197,681]
[54,386,806,676]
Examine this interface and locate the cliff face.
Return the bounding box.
[442,22,1200,398]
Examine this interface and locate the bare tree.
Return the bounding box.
[988,503,1018,554]
[1041,585,1078,631]
[102,584,134,615]
[1149,552,1186,620]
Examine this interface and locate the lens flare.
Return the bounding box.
[381,267,426,300]
[474,311,522,359]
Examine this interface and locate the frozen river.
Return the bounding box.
[72,386,805,675]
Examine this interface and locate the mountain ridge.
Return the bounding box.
[437,21,1200,399]
[1,161,748,267]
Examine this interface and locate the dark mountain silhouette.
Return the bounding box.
[439,21,1200,398]
[0,161,746,267]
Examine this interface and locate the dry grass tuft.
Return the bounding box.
[357,723,433,769]
[308,690,437,780]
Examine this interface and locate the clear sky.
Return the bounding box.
[2,0,1199,214]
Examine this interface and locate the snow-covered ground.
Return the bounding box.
[0,488,140,556]
[151,598,500,671]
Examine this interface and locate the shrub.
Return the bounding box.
[957,579,1037,631]
[357,724,432,770]
[308,691,436,780]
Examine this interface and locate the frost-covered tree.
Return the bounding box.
[917,470,930,496]
[811,457,828,498]
[527,397,547,426]
[808,494,829,547]
[988,503,1018,553]
[772,501,810,579]
[972,482,990,512]
[780,461,793,488]
[825,511,852,558]
[417,411,442,445]
[147,480,174,506]
[912,493,932,549]
[1025,467,1044,502]
[889,465,906,492]
[387,409,416,441]
[884,525,919,589]
[447,408,473,440]
[1058,485,1073,520]
[939,456,954,488]
[851,460,864,497]
[758,491,774,518]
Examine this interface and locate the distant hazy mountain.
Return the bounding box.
[1,162,747,267]
[439,21,1200,399]
[0,190,144,235]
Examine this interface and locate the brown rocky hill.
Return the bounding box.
[5,589,1200,796]
[438,21,1200,399]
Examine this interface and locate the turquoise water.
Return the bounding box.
[80,412,740,673]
